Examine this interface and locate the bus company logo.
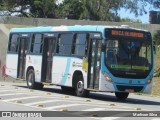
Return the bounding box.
[72,62,82,67]
[2,112,11,117]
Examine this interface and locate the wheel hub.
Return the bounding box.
[28,73,33,86]
[77,81,84,92]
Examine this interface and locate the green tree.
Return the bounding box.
[30,0,57,18]
[57,0,121,21]
[57,0,83,19]
[0,0,57,18]
[120,17,142,23]
[0,0,160,20]
[59,0,149,21]
[148,0,160,9]
[80,0,147,20]
[0,0,31,17]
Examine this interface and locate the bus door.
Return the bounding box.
[88,39,101,90]
[41,33,56,83]
[17,34,29,79]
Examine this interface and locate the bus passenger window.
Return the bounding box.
[58,34,73,55]
[30,34,43,54]
[71,34,76,54]
[8,34,19,53]
[74,34,86,56]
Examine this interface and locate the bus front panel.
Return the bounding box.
[99,28,154,93]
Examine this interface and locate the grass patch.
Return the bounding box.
[156,47,160,58]
[152,77,160,96]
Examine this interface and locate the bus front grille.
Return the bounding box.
[116,85,144,92]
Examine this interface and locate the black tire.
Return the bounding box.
[74,75,89,97]
[115,92,129,100]
[61,86,74,93]
[26,69,43,89]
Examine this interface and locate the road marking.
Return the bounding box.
[24,100,63,106]
[45,104,81,110]
[0,87,10,89]
[2,96,40,102]
[0,88,30,91]
[0,89,37,92]
[0,93,24,96]
[0,90,14,92]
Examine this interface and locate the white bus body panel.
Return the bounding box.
[26,55,42,83]
[52,57,87,88]
[68,58,87,89]
[52,57,68,85]
[6,54,18,79]
[99,73,115,92]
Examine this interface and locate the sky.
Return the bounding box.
[119,9,149,23]
[119,4,158,24]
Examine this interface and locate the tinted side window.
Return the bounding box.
[30,34,43,54]
[8,34,19,53]
[73,34,87,56]
[57,34,73,55]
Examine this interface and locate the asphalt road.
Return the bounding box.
[0,80,160,120]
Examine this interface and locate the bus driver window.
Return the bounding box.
[106,40,117,66]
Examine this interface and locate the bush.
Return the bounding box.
[154,67,160,77]
[153,30,160,45]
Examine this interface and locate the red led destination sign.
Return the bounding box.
[111,30,144,38]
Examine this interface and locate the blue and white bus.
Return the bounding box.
[6,25,154,100]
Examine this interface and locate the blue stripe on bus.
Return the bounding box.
[60,57,71,85]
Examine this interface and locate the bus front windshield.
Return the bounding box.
[105,39,152,78]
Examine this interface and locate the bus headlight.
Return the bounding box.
[104,73,112,82]
[147,75,153,84]
[106,76,111,81]
[147,80,151,84]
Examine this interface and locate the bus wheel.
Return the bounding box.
[75,75,89,97]
[26,69,43,89]
[115,92,129,100]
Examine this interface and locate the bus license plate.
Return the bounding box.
[125,89,134,92]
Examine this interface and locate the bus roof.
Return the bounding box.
[10,25,149,33]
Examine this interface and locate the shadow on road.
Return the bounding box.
[13,84,160,106]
